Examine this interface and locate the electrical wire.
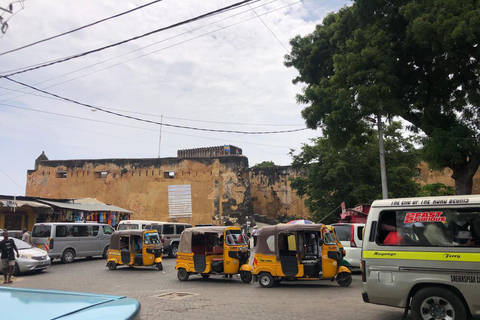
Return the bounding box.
[3,77,309,134]
[248,3,289,53]
[0,0,259,78]
[0,168,24,191]
[0,103,296,148]
[0,0,164,56]
[0,0,301,105]
[0,85,303,127]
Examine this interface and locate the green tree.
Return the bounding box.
[251,161,276,169]
[285,0,480,195]
[416,183,455,197]
[291,122,420,223]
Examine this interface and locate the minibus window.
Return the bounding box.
[118,224,138,230]
[176,225,185,234]
[163,225,174,235]
[32,225,51,237]
[378,209,480,247]
[103,225,114,234]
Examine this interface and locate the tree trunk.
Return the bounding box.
[451,156,480,195]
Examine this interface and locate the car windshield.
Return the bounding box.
[144,233,160,244]
[332,225,351,241]
[225,230,247,245]
[32,225,51,237]
[13,238,32,250]
[118,224,138,230]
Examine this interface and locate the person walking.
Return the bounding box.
[0,230,20,284]
[252,226,259,247]
[21,229,30,244]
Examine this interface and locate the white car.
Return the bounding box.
[2,238,51,276]
[331,223,365,269]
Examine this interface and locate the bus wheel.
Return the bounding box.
[258,273,274,288]
[411,287,467,320]
[107,261,117,270]
[336,272,352,287]
[177,268,189,281]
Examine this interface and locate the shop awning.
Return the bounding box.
[37,200,132,213]
[0,199,52,209]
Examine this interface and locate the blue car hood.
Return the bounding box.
[0,287,140,320]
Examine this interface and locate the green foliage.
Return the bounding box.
[251,161,277,169]
[416,183,455,197]
[285,0,480,194]
[290,122,420,222]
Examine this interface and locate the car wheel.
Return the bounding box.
[258,273,274,288]
[61,249,75,264]
[107,261,117,270]
[168,244,178,258]
[240,271,253,284]
[411,287,467,320]
[13,262,20,276]
[336,272,352,287]
[156,263,163,271]
[102,246,109,259]
[177,268,189,281]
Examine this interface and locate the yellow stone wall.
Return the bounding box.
[249,166,310,219]
[26,157,252,226]
[416,162,480,194]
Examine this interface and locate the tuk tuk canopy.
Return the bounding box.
[110,230,148,250]
[178,226,229,254]
[256,224,324,255]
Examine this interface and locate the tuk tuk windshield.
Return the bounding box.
[225,230,247,246]
[144,232,161,244]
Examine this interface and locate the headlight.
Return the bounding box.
[20,254,32,259]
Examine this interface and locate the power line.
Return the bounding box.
[0,0,165,56]
[0,0,259,78]
[0,168,24,192]
[0,0,300,102]
[0,103,295,148]
[248,3,289,53]
[2,79,308,134]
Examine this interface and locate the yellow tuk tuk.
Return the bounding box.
[175,226,253,283]
[106,229,163,270]
[253,224,352,287]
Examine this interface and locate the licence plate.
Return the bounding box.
[39,260,49,265]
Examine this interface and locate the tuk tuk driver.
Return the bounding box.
[135,236,143,252]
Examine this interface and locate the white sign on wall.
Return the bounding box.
[168,185,192,218]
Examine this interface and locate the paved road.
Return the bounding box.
[7,256,410,320]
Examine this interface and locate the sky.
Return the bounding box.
[0,0,349,196]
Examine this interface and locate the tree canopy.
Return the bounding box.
[290,122,420,223]
[285,0,480,194]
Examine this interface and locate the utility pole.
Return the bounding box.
[157,115,163,158]
[377,113,388,199]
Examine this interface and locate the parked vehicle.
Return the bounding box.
[106,229,163,270]
[0,238,50,276]
[31,222,114,263]
[176,226,253,283]
[0,230,24,240]
[253,224,352,288]
[331,222,365,268]
[362,195,480,320]
[118,220,192,258]
[0,287,140,320]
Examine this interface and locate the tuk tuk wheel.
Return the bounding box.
[411,287,466,320]
[156,263,163,271]
[240,271,252,284]
[177,268,189,281]
[107,261,117,270]
[336,272,352,287]
[201,274,210,279]
[258,273,274,288]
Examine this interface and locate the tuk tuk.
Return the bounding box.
[106,229,163,270]
[175,226,253,283]
[325,225,351,269]
[252,224,352,287]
